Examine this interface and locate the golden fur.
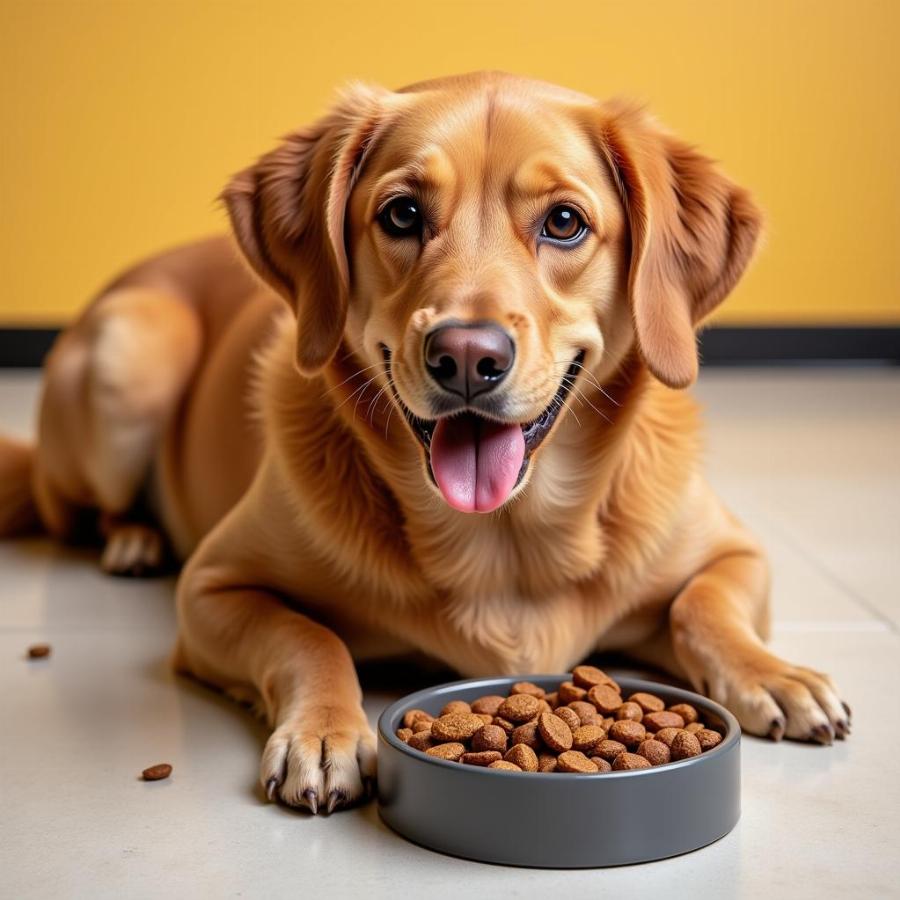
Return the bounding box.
[0,73,848,814]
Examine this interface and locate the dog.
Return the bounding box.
[0,72,849,814]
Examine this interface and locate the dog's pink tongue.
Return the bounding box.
[430,414,525,513]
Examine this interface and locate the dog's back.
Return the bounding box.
[0,235,280,570]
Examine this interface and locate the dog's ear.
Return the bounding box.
[592,103,763,388]
[222,84,389,375]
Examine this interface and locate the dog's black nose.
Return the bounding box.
[424,322,515,399]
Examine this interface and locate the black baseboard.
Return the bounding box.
[698,326,899,365]
[0,325,897,368]
[0,328,60,368]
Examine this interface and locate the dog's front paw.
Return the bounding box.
[260,705,377,814]
[704,650,851,744]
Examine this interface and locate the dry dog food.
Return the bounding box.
[27,644,51,659]
[396,670,724,774]
[141,763,173,781]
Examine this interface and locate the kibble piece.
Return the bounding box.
[412,718,433,733]
[668,703,699,725]
[396,727,414,743]
[141,763,172,781]
[557,750,599,773]
[615,701,644,722]
[440,699,472,716]
[504,743,539,772]
[643,711,686,733]
[571,665,613,689]
[511,721,542,750]
[426,742,466,761]
[402,709,432,729]
[608,719,647,749]
[612,752,652,771]
[637,739,671,766]
[408,731,435,751]
[511,681,545,699]
[431,712,485,742]
[538,752,558,772]
[471,724,508,753]
[538,712,574,752]
[670,731,702,760]
[696,729,723,752]
[474,713,494,725]
[471,695,506,716]
[544,691,559,709]
[492,716,516,735]
[554,706,582,733]
[590,756,613,773]
[596,739,627,763]
[600,717,615,731]
[567,700,598,726]
[587,684,623,715]
[628,692,665,714]
[489,760,522,771]
[654,727,683,748]
[498,693,541,723]
[27,644,51,659]
[535,699,553,717]
[558,681,587,704]
[572,724,607,754]
[684,722,705,734]
[461,750,503,766]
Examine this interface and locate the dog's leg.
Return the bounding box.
[666,548,850,743]
[175,565,376,814]
[34,287,200,573]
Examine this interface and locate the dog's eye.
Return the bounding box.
[541,205,586,243]
[378,197,423,238]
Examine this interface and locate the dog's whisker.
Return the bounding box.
[365,386,389,425]
[556,393,581,428]
[546,389,581,428]
[569,384,612,424]
[322,362,384,397]
[337,374,381,415]
[335,382,377,416]
[384,399,396,440]
[571,361,620,407]
[553,361,619,413]
[554,359,608,396]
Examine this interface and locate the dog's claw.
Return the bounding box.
[265,777,280,802]
[325,789,344,815]
[768,718,786,742]
[810,724,834,746]
[842,701,852,722]
[302,789,319,815]
[835,719,850,740]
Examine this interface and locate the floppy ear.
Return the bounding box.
[594,103,763,388]
[221,84,389,375]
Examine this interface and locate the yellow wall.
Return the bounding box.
[2,0,898,325]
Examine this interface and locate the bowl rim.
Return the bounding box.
[377,673,740,780]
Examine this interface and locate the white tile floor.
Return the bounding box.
[1,367,899,899]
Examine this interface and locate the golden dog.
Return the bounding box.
[0,73,849,814]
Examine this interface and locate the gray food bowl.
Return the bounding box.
[377,675,740,868]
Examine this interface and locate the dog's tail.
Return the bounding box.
[0,435,41,536]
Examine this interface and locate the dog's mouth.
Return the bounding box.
[381,346,585,513]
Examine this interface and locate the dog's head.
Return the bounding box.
[223,73,762,514]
